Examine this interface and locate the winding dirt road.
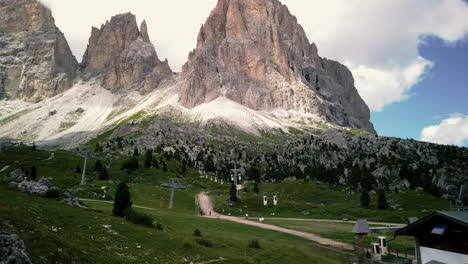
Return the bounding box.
[197,192,353,250]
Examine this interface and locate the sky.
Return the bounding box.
[40,0,468,147]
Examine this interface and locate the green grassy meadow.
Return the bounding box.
[0,147,352,263]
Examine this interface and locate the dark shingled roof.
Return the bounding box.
[352,219,370,234]
[395,211,468,236]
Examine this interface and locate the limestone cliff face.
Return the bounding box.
[0,0,78,102]
[80,13,172,94]
[179,0,375,133]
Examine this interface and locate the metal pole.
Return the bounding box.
[169,188,174,208]
[80,156,87,185]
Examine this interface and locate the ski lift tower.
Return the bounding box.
[196,161,205,178]
[229,149,243,186]
[160,178,187,208]
[79,148,95,185]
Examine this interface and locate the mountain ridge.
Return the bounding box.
[0,0,380,145]
[179,0,375,133]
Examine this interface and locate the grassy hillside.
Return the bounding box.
[0,147,351,264]
[212,181,449,223]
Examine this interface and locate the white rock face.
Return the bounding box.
[80,13,172,94]
[179,0,375,133]
[17,180,49,196]
[0,0,77,102]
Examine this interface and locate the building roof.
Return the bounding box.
[395,211,468,236]
[439,211,468,225]
[352,219,370,234]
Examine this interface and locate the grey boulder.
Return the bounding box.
[0,232,32,264]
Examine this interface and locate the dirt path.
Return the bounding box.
[197,192,352,250]
[248,217,404,226]
[44,152,55,161]
[0,165,9,172]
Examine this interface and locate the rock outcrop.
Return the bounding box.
[80,13,172,94]
[0,0,78,102]
[179,0,375,133]
[0,232,32,264]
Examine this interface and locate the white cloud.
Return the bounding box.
[347,57,433,111]
[285,0,468,111]
[420,114,468,146]
[40,0,468,111]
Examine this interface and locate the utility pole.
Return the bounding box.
[79,149,95,185]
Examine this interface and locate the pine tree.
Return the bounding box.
[253,183,259,194]
[94,159,103,172]
[75,164,82,173]
[377,191,388,209]
[144,150,153,168]
[181,162,187,175]
[95,142,101,152]
[98,166,108,180]
[229,183,238,202]
[360,190,370,208]
[152,158,160,169]
[30,165,37,180]
[133,147,139,156]
[163,162,168,173]
[113,182,132,217]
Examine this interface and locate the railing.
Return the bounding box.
[308,243,414,264]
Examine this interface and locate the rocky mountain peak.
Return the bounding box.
[80,13,172,93]
[0,0,78,102]
[140,19,150,42]
[0,0,57,33]
[179,0,375,133]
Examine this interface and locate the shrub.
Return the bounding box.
[94,159,103,172]
[193,229,201,237]
[113,182,132,217]
[182,242,193,249]
[377,191,388,210]
[156,223,163,230]
[360,190,370,208]
[248,239,261,249]
[30,166,37,180]
[124,209,154,227]
[45,188,62,198]
[122,157,139,171]
[195,239,213,248]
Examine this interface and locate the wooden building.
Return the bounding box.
[395,211,468,264]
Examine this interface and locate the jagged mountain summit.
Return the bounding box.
[0,0,77,102]
[0,0,380,147]
[80,13,173,94]
[179,0,375,133]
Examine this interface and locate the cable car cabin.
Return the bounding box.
[378,236,388,256]
[394,211,468,264]
[370,243,382,262]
